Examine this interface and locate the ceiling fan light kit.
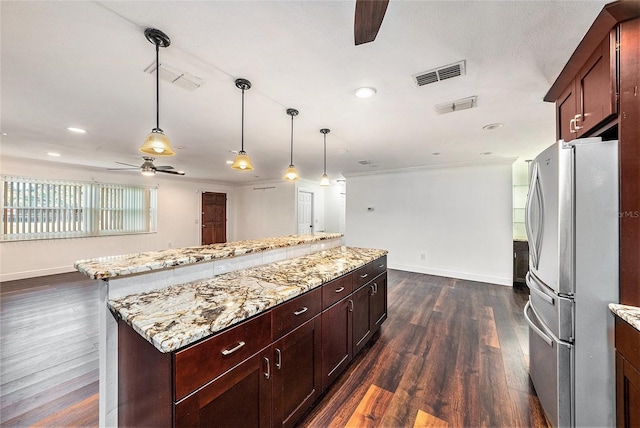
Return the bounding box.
[283,108,300,181]
[140,28,176,157]
[231,78,254,171]
[354,87,376,99]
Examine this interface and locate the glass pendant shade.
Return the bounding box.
[320,174,331,186]
[140,129,175,156]
[283,165,300,181]
[231,151,254,170]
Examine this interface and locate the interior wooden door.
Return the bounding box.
[202,192,226,245]
[297,191,313,235]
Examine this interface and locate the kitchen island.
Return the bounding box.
[111,246,388,427]
[75,233,345,426]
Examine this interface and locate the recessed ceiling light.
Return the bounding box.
[432,152,441,155]
[354,87,376,99]
[66,127,87,133]
[225,160,233,165]
[1,132,7,136]
[229,150,239,154]
[482,123,503,131]
[47,152,61,157]
[480,151,493,156]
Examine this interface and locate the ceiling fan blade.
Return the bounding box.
[107,167,138,171]
[156,169,185,175]
[354,0,389,45]
[115,161,140,168]
[154,166,175,170]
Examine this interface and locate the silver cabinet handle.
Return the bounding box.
[360,273,368,279]
[221,341,246,356]
[370,284,375,296]
[569,118,577,134]
[293,307,308,316]
[378,264,384,268]
[275,348,282,370]
[348,299,354,312]
[574,113,583,130]
[264,357,270,379]
[374,282,378,294]
[335,287,345,293]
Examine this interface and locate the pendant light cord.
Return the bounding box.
[241,88,245,152]
[323,134,327,174]
[290,114,294,165]
[155,42,160,131]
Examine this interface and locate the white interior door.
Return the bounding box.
[297,191,313,235]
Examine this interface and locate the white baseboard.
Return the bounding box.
[0,265,75,283]
[388,263,513,287]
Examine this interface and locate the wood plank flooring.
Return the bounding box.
[0,270,547,427]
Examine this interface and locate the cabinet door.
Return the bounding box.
[321,297,353,391]
[616,352,640,428]
[557,80,577,142]
[352,284,372,355]
[371,273,387,331]
[175,349,272,428]
[272,316,322,428]
[577,30,617,137]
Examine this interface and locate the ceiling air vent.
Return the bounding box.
[144,62,205,91]
[434,96,478,114]
[413,60,466,87]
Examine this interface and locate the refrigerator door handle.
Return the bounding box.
[524,300,554,347]
[525,162,544,270]
[526,272,554,305]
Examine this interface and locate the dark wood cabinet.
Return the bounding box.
[118,256,387,427]
[175,349,272,428]
[513,240,529,284]
[352,283,372,355]
[554,29,617,142]
[272,316,322,428]
[371,272,387,331]
[321,296,353,391]
[614,316,640,428]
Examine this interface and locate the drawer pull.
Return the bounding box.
[378,264,384,268]
[335,287,345,293]
[360,273,368,279]
[221,341,246,356]
[294,307,308,316]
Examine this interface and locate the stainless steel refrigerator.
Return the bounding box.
[523,137,619,427]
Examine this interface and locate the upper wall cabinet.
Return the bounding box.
[556,29,618,142]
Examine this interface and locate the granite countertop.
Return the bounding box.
[74,233,342,280]
[109,246,387,353]
[609,303,640,332]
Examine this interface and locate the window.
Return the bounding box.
[1,176,157,241]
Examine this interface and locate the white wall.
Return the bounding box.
[324,179,346,234]
[234,180,297,240]
[0,157,236,281]
[345,162,514,286]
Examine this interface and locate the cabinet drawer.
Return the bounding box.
[371,256,387,279]
[353,262,374,289]
[174,311,272,401]
[322,275,353,309]
[272,287,321,341]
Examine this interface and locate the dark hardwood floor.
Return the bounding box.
[0,270,547,427]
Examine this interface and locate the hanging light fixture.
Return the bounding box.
[283,108,300,181]
[231,78,254,170]
[319,128,331,186]
[139,28,176,156]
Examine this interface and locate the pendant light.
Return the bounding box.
[231,78,254,170]
[319,128,331,186]
[283,108,300,181]
[139,28,176,156]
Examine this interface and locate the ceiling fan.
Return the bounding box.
[108,157,185,176]
[354,0,389,45]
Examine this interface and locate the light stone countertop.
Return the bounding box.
[609,303,640,332]
[74,233,342,280]
[109,246,387,353]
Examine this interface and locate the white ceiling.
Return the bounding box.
[1,1,608,184]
